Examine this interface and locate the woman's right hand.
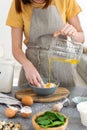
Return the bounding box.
[23,60,44,88]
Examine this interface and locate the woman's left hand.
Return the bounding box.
[54,23,77,38]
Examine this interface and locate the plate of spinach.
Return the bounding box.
[32,111,68,130]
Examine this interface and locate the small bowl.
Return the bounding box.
[29,78,60,96]
[72,96,87,105]
[32,111,68,130]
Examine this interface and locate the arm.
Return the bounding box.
[54,15,84,43]
[11,27,43,87]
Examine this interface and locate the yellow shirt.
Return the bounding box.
[6,0,81,46]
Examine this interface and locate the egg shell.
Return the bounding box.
[21,106,32,118]
[53,103,63,112]
[5,107,18,118]
[21,112,32,118]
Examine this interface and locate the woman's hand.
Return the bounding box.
[23,60,44,88]
[54,15,84,43]
[54,23,77,38]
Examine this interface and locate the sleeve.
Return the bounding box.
[66,0,82,21]
[6,0,23,28]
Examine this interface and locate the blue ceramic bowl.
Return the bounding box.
[29,78,60,96]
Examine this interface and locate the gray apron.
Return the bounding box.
[18,5,75,87]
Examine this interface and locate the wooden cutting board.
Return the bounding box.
[15,87,70,102]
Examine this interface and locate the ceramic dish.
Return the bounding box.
[72,96,87,104]
[29,78,60,96]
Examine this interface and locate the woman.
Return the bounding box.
[6,0,84,87]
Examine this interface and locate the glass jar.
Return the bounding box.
[49,37,83,64]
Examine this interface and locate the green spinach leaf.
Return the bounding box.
[35,111,66,128]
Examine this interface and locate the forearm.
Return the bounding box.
[68,16,85,43]
[11,27,31,68]
[71,31,84,43]
[12,46,31,69]
[12,44,44,87]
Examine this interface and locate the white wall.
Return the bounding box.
[0,0,12,59]
[77,0,87,45]
[0,0,26,66]
[0,0,87,62]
